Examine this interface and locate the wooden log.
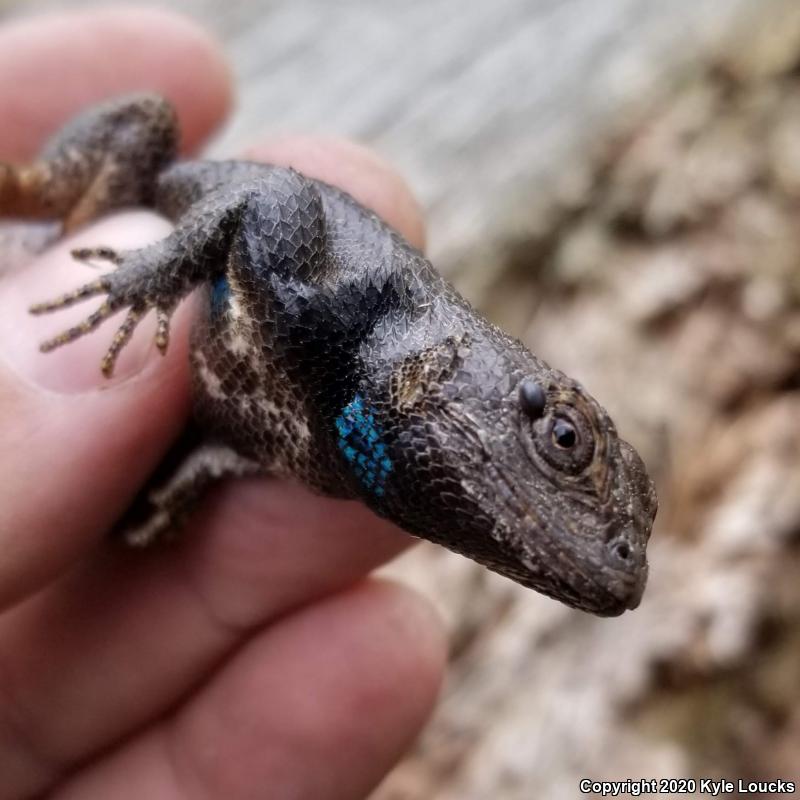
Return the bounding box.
[381,5,800,796]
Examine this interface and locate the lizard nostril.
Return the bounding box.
[613,542,631,561]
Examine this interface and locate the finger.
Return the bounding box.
[54,582,446,800]
[0,7,232,159]
[0,208,195,613]
[0,136,428,796]
[0,484,418,798]
[0,4,233,609]
[0,132,425,609]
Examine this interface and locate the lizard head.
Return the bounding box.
[371,330,657,617]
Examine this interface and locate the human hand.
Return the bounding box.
[0,9,445,799]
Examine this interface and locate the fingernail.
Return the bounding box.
[0,212,173,393]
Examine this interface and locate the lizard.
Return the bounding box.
[0,94,657,617]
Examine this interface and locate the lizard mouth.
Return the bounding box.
[511,544,648,616]
[596,562,648,615]
[480,459,651,616]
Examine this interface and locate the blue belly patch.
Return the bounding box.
[335,394,393,497]
[210,274,230,315]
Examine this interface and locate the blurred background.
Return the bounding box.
[4,1,800,796]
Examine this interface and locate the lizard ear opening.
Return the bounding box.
[519,379,546,419]
[389,335,466,411]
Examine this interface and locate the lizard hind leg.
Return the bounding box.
[117,429,261,547]
[0,93,178,230]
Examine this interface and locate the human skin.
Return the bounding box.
[0,8,445,799]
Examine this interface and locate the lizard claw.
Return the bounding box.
[34,293,162,378]
[71,246,123,266]
[100,305,146,377]
[31,242,179,377]
[155,306,172,355]
[38,301,117,354]
[29,278,110,314]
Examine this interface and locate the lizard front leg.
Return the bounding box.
[28,195,239,376]
[26,168,329,544]
[28,168,327,377]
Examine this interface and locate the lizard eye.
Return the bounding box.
[551,418,577,449]
[525,406,595,475]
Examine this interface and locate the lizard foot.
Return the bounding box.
[30,246,175,377]
[0,163,11,209]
